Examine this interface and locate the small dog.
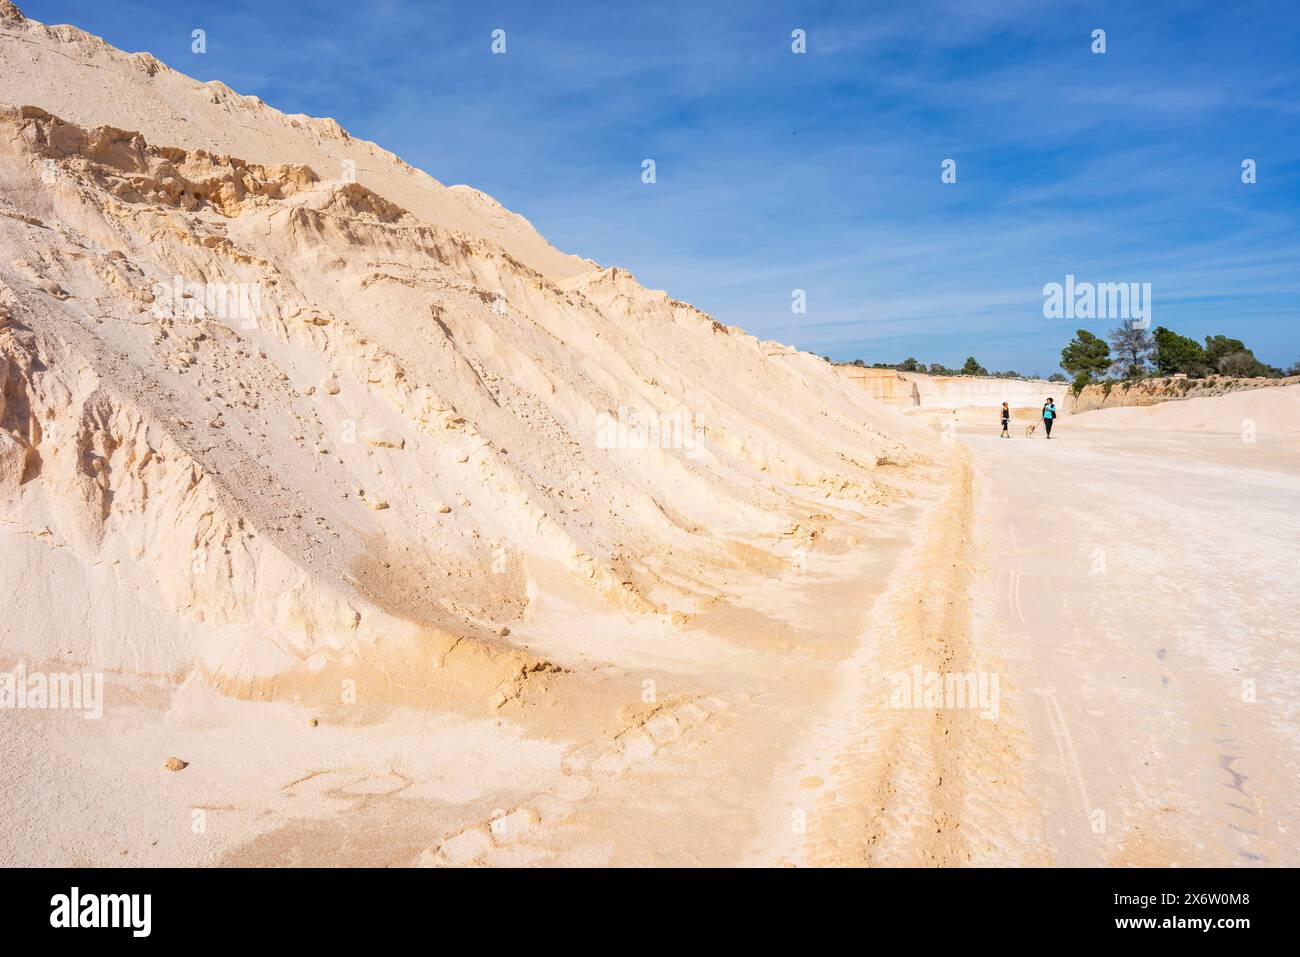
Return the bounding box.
[1024,423,1037,437]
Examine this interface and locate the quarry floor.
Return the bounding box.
[947,417,1300,865]
[3,418,1297,867]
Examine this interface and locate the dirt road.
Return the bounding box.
[951,419,1300,865]
[798,415,1299,866]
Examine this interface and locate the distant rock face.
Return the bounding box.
[839,363,1298,416]
[0,14,942,707]
[1070,375,1300,414]
[837,366,1061,411]
[835,367,921,408]
[905,374,1065,411]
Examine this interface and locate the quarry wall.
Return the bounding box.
[836,366,1065,410]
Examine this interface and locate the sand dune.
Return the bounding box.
[0,0,939,696]
[0,2,950,865]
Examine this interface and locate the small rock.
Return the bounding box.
[498,626,510,637]
[164,757,188,772]
[363,428,405,450]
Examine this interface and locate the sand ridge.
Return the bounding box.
[0,3,955,866]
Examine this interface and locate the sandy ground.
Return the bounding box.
[11,412,1294,867]
[1,464,947,867]
[951,417,1300,865]
[796,411,1299,866]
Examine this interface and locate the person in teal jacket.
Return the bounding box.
[1042,398,1057,439]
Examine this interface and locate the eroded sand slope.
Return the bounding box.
[0,1,940,688]
[0,2,951,864]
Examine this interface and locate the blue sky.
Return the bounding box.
[21,0,1300,376]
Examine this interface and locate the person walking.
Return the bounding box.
[1042,397,1057,439]
[1000,401,1011,438]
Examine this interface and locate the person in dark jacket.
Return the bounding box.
[1042,398,1057,438]
[1000,402,1010,438]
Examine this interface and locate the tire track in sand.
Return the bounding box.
[805,448,1046,866]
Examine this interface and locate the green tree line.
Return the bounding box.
[1059,321,1298,396]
